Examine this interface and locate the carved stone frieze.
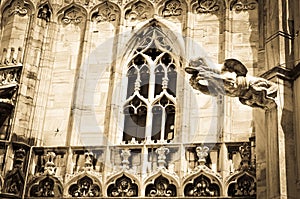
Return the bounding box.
[125,1,153,21]
[145,175,177,197]
[61,6,86,25]
[230,0,258,11]
[68,176,101,197]
[192,0,220,14]
[185,58,278,109]
[91,2,119,23]
[162,0,183,17]
[107,174,138,197]
[37,4,51,22]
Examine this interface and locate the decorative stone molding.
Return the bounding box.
[184,174,221,196]
[60,5,86,25]
[107,174,138,197]
[192,0,221,14]
[230,0,258,11]
[44,152,57,175]
[125,1,154,21]
[37,4,51,22]
[227,172,256,196]
[83,152,94,171]
[120,149,131,170]
[185,58,278,109]
[91,2,119,23]
[161,0,183,17]
[68,175,101,197]
[5,0,29,16]
[28,176,63,197]
[196,145,209,165]
[156,146,169,168]
[145,175,177,197]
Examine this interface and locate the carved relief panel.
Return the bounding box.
[124,0,154,21]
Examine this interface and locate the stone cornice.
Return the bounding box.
[260,63,300,81]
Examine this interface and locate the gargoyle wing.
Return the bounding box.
[223,59,248,76]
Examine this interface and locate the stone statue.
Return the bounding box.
[185,58,277,109]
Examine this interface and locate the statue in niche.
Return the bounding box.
[185,58,277,109]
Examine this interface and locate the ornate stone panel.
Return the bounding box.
[91,2,120,23]
[145,175,177,197]
[228,173,256,196]
[184,174,220,196]
[124,0,154,21]
[230,0,258,11]
[59,5,86,25]
[68,176,101,197]
[161,0,183,17]
[29,176,63,197]
[107,174,138,197]
[4,0,30,17]
[191,0,221,14]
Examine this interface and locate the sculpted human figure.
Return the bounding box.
[185,58,277,109]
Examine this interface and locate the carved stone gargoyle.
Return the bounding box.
[185,58,277,109]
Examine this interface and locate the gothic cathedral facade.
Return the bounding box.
[0,0,299,198]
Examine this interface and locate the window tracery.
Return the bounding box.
[145,175,176,197]
[123,23,178,143]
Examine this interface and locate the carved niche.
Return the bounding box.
[91,2,119,23]
[228,173,256,196]
[230,0,258,11]
[145,175,177,197]
[107,174,138,197]
[68,176,101,197]
[161,0,183,17]
[192,0,221,14]
[184,174,220,196]
[60,5,86,25]
[37,4,51,22]
[125,1,154,21]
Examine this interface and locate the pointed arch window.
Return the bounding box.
[123,23,179,143]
